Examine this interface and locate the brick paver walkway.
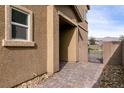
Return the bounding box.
[36,62,105,88]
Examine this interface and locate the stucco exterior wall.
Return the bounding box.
[47,5,89,74]
[0,5,47,87]
[53,7,60,72]
[103,41,122,65]
[47,6,60,74]
[56,5,88,63]
[76,5,89,15]
[55,6,79,23]
[77,5,89,32]
[0,5,89,87]
[60,27,78,62]
[78,27,88,63]
[79,21,88,32]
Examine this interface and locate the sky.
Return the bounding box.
[87,5,124,38]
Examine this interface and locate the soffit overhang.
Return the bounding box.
[72,5,90,22]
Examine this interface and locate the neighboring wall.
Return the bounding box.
[103,41,122,65]
[0,5,47,87]
[122,41,124,66]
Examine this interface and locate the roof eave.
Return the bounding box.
[73,5,83,22]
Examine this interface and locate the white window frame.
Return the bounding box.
[2,5,35,47]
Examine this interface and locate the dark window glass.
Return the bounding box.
[12,9,28,25]
[12,25,27,39]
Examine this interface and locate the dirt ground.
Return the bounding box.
[94,64,124,88]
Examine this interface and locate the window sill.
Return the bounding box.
[2,39,35,47]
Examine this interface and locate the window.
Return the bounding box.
[3,5,35,47]
[12,9,28,40]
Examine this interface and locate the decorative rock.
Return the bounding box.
[96,65,124,88]
[15,74,49,88]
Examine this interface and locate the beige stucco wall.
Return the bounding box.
[103,41,122,65]
[47,5,89,74]
[0,5,89,87]
[0,5,47,87]
[47,6,60,74]
[55,6,79,23]
[55,5,88,64]
[79,21,88,32]
[47,6,80,74]
[77,5,89,15]
[78,27,88,63]
[77,5,89,32]
[60,27,78,62]
[56,5,88,63]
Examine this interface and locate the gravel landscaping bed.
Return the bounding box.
[94,64,124,88]
[15,74,49,88]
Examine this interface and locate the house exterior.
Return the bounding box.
[0,5,89,87]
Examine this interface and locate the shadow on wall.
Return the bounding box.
[103,41,122,65]
[107,42,122,65]
[59,26,75,71]
[59,16,76,63]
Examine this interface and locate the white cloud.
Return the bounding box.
[88,5,124,38]
[88,28,124,38]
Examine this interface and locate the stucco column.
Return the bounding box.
[78,27,88,63]
[67,27,78,62]
[47,6,59,75]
